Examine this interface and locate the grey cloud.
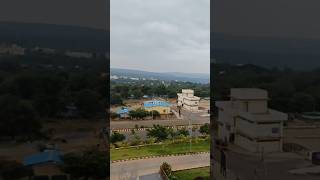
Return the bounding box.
[111,0,210,74]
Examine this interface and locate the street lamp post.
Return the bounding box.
[189,113,191,152]
[187,110,192,152]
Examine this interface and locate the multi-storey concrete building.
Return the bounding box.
[177,89,200,111]
[216,88,288,153]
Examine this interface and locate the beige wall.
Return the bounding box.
[145,106,170,115]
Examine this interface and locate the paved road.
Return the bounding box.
[225,151,320,180]
[139,173,162,180]
[110,153,209,180]
[111,109,209,129]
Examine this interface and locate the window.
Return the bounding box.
[272,128,279,134]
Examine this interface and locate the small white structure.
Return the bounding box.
[177,89,200,111]
[216,88,288,153]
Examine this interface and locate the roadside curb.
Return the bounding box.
[111,125,202,132]
[111,151,209,163]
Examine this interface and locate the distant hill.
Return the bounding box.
[212,33,320,70]
[111,68,209,84]
[0,21,108,52]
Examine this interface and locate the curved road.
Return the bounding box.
[110,153,209,180]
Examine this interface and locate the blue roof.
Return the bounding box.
[23,150,62,166]
[116,107,130,114]
[144,100,171,108]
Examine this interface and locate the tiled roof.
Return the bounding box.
[144,100,171,108]
[23,150,62,166]
[116,107,130,114]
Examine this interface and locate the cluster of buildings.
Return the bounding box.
[114,89,202,119]
[0,43,107,59]
[216,88,288,153]
[116,100,172,119]
[0,44,25,55]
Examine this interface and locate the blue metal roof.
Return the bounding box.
[144,100,171,108]
[116,107,130,114]
[23,150,62,166]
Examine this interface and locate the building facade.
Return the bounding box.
[177,89,200,111]
[143,100,171,115]
[216,88,288,153]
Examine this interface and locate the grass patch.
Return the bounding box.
[173,167,210,180]
[111,139,209,161]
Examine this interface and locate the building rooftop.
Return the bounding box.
[116,107,130,114]
[144,100,171,108]
[182,89,194,93]
[238,109,288,122]
[216,101,287,122]
[231,88,268,100]
[23,150,62,166]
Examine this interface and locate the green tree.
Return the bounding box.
[110,132,126,144]
[290,93,316,113]
[131,89,143,99]
[146,125,169,142]
[177,128,189,137]
[155,84,167,96]
[130,134,142,146]
[129,108,149,120]
[0,160,34,180]
[0,94,41,140]
[110,94,123,105]
[75,89,102,118]
[199,123,209,135]
[61,149,108,180]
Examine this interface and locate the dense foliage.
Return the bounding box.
[0,54,107,139]
[0,160,34,180]
[110,131,126,144]
[110,80,209,105]
[147,125,190,142]
[213,63,320,113]
[199,123,209,135]
[60,149,109,180]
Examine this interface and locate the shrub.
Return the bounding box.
[177,128,189,137]
[110,132,126,144]
[147,125,169,142]
[199,123,209,135]
[110,112,119,119]
[130,134,142,146]
[161,162,172,176]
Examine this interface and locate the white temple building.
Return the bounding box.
[216,88,288,153]
[177,89,200,111]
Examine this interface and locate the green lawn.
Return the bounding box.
[173,167,210,180]
[111,139,209,161]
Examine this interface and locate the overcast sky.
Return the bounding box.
[213,0,320,39]
[110,0,210,74]
[0,0,107,30]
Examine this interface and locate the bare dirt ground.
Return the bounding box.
[284,126,320,151]
[199,99,210,110]
[0,119,106,162]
